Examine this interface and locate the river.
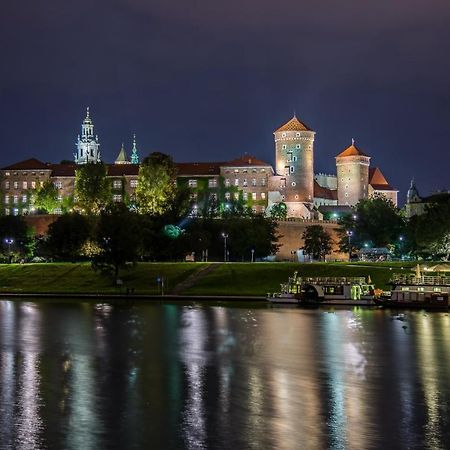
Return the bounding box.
[0,300,449,449]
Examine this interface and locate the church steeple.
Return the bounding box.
[131,134,140,164]
[115,142,130,165]
[74,107,101,164]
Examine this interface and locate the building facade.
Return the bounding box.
[0,110,398,217]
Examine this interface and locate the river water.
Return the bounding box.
[1,301,450,450]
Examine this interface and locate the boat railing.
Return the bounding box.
[391,274,450,286]
[294,276,367,285]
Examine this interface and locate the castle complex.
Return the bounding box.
[0,109,397,217]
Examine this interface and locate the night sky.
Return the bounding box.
[1,0,450,202]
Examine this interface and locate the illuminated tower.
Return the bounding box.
[74,107,101,164]
[130,134,140,164]
[273,115,315,214]
[335,139,370,205]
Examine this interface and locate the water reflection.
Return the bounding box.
[1,301,450,449]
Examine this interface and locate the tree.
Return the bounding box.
[413,195,450,260]
[33,180,59,213]
[302,225,333,261]
[45,213,92,260]
[75,162,111,214]
[92,203,142,281]
[270,202,287,220]
[338,195,404,252]
[0,215,34,260]
[135,152,177,215]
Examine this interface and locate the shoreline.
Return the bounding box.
[0,291,378,307]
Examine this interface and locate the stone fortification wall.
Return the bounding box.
[275,219,347,261]
[24,215,58,236]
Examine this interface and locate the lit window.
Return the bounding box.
[22,195,27,203]
[234,192,239,201]
[261,178,266,186]
[13,195,18,204]
[252,178,256,186]
[234,169,239,173]
[260,168,265,173]
[345,193,349,197]
[281,132,286,137]
[22,172,27,176]
[22,208,28,214]
[208,178,217,188]
[252,192,257,200]
[130,179,138,188]
[234,179,239,186]
[252,168,257,173]
[290,166,295,173]
[31,181,36,189]
[225,179,230,187]
[13,208,19,216]
[282,144,287,149]
[261,192,266,200]
[296,144,300,149]
[188,179,197,188]
[4,195,9,204]
[54,208,62,215]
[296,132,300,137]
[23,181,28,189]
[4,181,9,189]
[225,192,231,200]
[113,180,122,189]
[113,194,122,202]
[54,181,62,189]
[13,181,18,189]
[293,156,297,162]
[292,182,296,187]
[40,181,44,188]
[243,179,248,187]
[5,208,10,215]
[243,192,248,201]
[281,195,285,200]
[5,172,10,176]
[57,195,62,201]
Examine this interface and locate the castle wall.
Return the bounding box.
[275,219,347,261]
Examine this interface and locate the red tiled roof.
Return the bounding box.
[369,167,397,191]
[222,155,272,167]
[107,164,139,176]
[314,181,338,200]
[49,164,76,177]
[336,142,370,158]
[175,162,224,176]
[2,158,50,170]
[275,115,312,133]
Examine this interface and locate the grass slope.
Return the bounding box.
[0,262,204,294]
[0,261,416,297]
[183,262,416,296]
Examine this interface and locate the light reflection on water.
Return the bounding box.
[1,301,450,449]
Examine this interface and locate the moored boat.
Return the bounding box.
[375,274,450,310]
[267,272,377,305]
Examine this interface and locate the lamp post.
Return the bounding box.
[222,233,228,262]
[4,238,14,264]
[251,248,255,263]
[346,230,353,262]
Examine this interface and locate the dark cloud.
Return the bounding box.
[1,0,449,200]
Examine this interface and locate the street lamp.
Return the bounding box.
[4,238,14,264]
[346,230,353,262]
[222,232,228,262]
[251,248,255,263]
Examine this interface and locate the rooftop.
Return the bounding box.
[336,140,370,158]
[274,115,312,133]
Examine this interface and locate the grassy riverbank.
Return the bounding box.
[0,261,417,297]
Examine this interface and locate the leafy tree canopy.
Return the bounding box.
[75,162,111,214]
[45,213,92,260]
[136,152,177,215]
[33,180,59,213]
[302,225,333,261]
[270,202,287,220]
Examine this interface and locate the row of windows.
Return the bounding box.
[224,168,266,174]
[3,171,47,177]
[225,178,266,187]
[5,195,28,204]
[113,179,138,189]
[280,132,303,138]
[4,180,45,190]
[282,144,302,150]
[190,192,266,201]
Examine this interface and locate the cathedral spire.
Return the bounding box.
[131,134,140,164]
[74,107,101,164]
